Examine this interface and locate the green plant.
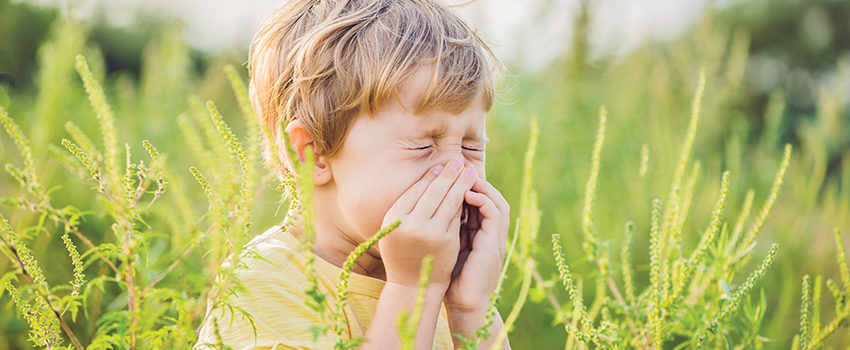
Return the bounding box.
[2,10,850,349]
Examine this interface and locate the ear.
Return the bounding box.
[284,119,332,185]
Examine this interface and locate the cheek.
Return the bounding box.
[469,159,485,181]
[340,167,421,235]
[381,168,424,212]
[477,161,486,180]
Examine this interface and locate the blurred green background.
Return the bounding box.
[1,0,848,348]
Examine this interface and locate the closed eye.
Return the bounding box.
[413,145,484,152]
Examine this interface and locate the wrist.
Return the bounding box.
[445,307,508,349]
[444,299,490,315]
[445,303,488,320]
[444,304,489,348]
[385,279,450,295]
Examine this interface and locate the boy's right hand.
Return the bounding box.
[379,160,478,290]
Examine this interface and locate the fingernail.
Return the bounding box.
[464,167,476,179]
[448,160,462,170]
[432,165,444,175]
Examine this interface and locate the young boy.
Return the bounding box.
[196,0,511,348]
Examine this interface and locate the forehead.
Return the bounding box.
[391,66,488,140]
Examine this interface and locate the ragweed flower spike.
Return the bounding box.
[398,255,433,350]
[582,106,607,264]
[207,101,248,176]
[207,101,252,225]
[663,68,706,250]
[552,233,596,345]
[700,243,778,345]
[64,121,101,163]
[142,140,160,160]
[824,278,843,309]
[799,275,812,350]
[333,220,401,345]
[224,65,257,129]
[4,282,62,348]
[738,144,792,259]
[75,54,120,189]
[122,143,137,205]
[669,171,730,306]
[621,221,636,308]
[1,216,69,348]
[61,233,85,298]
[61,139,102,184]
[812,275,822,340]
[224,65,262,201]
[142,140,168,206]
[673,161,701,239]
[648,198,665,349]
[1,105,41,193]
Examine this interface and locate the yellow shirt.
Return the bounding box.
[195,224,455,349]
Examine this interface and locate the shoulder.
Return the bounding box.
[241,225,309,274]
[195,225,336,349]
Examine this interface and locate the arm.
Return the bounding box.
[360,282,448,349]
[364,161,479,349]
[446,308,509,349]
[444,175,512,349]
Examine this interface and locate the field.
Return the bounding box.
[1,0,849,349]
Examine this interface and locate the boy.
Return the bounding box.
[196,0,511,348]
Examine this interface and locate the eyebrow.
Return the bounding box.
[418,124,489,144]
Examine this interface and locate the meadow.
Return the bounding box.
[1,1,849,349]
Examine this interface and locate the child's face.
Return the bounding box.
[323,66,487,250]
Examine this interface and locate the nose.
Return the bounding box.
[434,153,480,178]
[435,152,469,169]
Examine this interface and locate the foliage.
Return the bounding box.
[1,2,849,349]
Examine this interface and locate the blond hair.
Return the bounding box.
[248,0,500,178]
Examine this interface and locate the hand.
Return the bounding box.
[444,176,510,312]
[379,160,479,290]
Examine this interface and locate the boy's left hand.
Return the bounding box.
[444,176,510,312]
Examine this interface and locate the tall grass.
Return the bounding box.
[1,10,849,349]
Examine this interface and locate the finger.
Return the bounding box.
[463,191,496,220]
[411,160,464,218]
[471,177,510,215]
[463,190,500,249]
[389,164,443,215]
[431,165,478,225]
[415,161,473,218]
[448,202,463,233]
[470,178,510,231]
[466,191,507,256]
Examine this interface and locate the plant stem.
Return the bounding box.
[491,258,534,350]
[143,225,214,294]
[3,240,84,350]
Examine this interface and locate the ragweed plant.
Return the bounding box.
[793,228,850,350]
[1,44,275,349]
[480,69,847,350]
[398,255,435,350]
[0,54,182,349]
[2,14,849,350]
